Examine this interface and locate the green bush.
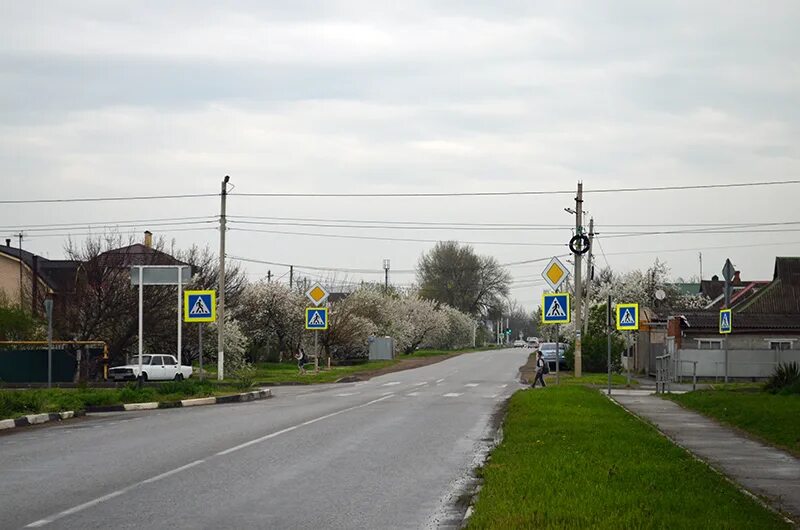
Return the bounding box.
[764,362,800,394]
[231,364,257,391]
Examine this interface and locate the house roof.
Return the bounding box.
[677,311,800,331]
[0,245,80,292]
[93,244,189,268]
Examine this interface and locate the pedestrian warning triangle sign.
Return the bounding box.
[546,298,566,318]
[309,311,324,325]
[190,296,211,316]
[620,309,635,325]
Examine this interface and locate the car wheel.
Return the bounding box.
[174,374,184,382]
[141,372,148,382]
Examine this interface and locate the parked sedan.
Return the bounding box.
[109,354,193,382]
[539,342,568,369]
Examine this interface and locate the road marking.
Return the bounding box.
[25,460,206,528]
[334,392,359,397]
[435,379,445,384]
[413,382,428,387]
[443,393,463,397]
[498,384,508,388]
[406,392,421,397]
[25,395,394,527]
[382,382,401,387]
[465,383,480,388]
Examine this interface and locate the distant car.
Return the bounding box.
[513,340,527,348]
[526,337,540,348]
[109,354,193,382]
[539,342,568,368]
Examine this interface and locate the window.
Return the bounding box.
[695,339,723,350]
[151,356,163,365]
[770,341,793,351]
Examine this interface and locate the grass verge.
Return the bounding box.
[0,380,242,420]
[547,372,638,386]
[467,386,788,529]
[204,360,398,385]
[666,388,800,456]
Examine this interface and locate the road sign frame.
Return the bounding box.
[616,303,639,331]
[305,283,330,307]
[719,309,732,334]
[184,290,217,322]
[541,256,570,291]
[305,307,329,330]
[542,293,571,324]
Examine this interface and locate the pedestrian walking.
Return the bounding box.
[532,350,547,388]
[295,347,307,375]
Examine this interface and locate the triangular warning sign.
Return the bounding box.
[546,298,566,318]
[309,311,325,325]
[620,309,635,325]
[190,297,211,316]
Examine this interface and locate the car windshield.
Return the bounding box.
[128,355,152,365]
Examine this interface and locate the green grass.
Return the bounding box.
[0,380,242,420]
[467,386,788,529]
[667,389,800,456]
[547,372,638,386]
[406,345,496,358]
[204,360,398,385]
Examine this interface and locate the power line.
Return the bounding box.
[228,219,569,232]
[16,226,216,240]
[229,227,567,247]
[0,193,218,205]
[230,255,417,274]
[2,219,217,233]
[0,216,215,231]
[2,179,797,204]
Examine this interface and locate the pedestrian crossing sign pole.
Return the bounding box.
[719,309,732,334]
[616,303,639,331]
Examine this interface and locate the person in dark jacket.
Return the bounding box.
[532,350,547,388]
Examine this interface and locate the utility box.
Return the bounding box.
[368,336,395,360]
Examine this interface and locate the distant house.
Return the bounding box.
[665,257,800,379]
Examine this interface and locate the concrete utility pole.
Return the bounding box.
[583,217,595,337]
[573,182,584,378]
[218,175,229,381]
[383,259,390,292]
[267,270,272,283]
[289,265,294,289]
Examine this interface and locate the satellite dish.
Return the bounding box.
[655,289,666,301]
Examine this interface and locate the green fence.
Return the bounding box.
[0,347,103,383]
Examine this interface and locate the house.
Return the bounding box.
[665,257,800,379]
[0,240,80,316]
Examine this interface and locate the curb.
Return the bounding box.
[0,410,86,432]
[0,390,272,431]
[85,389,272,413]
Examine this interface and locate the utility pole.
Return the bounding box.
[573,182,584,378]
[383,259,390,292]
[18,233,23,310]
[583,217,595,337]
[267,270,272,283]
[699,252,703,281]
[289,265,294,289]
[218,175,229,381]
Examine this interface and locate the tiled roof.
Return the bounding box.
[0,246,80,292]
[93,244,189,267]
[677,312,800,330]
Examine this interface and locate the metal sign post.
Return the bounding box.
[138,266,144,387]
[554,324,560,385]
[305,284,330,374]
[607,295,612,396]
[44,298,53,388]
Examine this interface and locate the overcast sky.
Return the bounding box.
[2,1,799,311]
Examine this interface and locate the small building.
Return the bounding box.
[666,257,800,379]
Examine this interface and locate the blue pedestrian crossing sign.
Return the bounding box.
[616,303,639,331]
[305,307,329,330]
[184,290,216,322]
[542,293,570,324]
[719,309,732,334]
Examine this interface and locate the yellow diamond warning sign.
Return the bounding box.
[541,257,570,291]
[305,283,329,306]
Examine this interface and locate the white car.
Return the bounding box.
[513,340,528,348]
[109,354,193,382]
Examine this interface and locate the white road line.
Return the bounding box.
[442,393,463,397]
[498,384,509,388]
[334,392,359,397]
[25,460,206,528]
[406,392,421,397]
[382,382,401,387]
[465,383,480,388]
[413,382,428,387]
[25,395,394,528]
[435,379,445,384]
[381,391,393,396]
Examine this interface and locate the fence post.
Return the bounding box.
[692,362,697,391]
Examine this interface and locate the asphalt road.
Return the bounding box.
[0,348,529,530]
